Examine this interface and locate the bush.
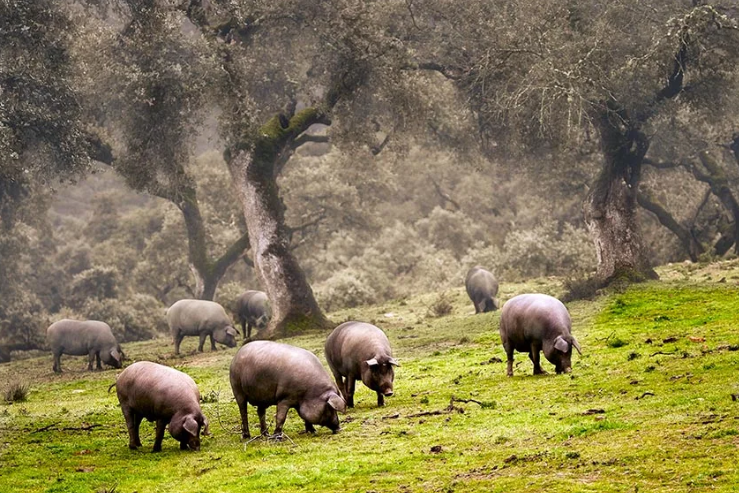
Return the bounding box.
[80,294,167,342]
[68,266,120,309]
[428,291,454,318]
[316,268,377,312]
[3,383,29,403]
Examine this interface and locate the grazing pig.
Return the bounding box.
[115,361,209,452]
[499,293,581,376]
[47,319,123,373]
[324,321,398,408]
[235,290,271,339]
[167,299,238,355]
[465,267,500,313]
[229,341,346,438]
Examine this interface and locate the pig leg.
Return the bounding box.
[132,413,143,447]
[377,391,384,407]
[198,333,207,352]
[53,352,62,373]
[234,394,250,439]
[87,350,96,371]
[209,333,216,351]
[240,320,247,339]
[529,345,546,375]
[330,369,346,401]
[174,333,184,355]
[95,352,102,370]
[273,402,290,436]
[257,406,269,436]
[503,342,515,377]
[122,406,139,449]
[346,376,356,408]
[304,421,316,434]
[152,419,167,452]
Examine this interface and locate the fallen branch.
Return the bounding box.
[650,351,677,357]
[406,397,475,418]
[31,422,61,433]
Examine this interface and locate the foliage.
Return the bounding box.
[0,0,92,224]
[68,267,121,310]
[77,294,167,343]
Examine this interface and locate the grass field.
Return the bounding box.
[2,261,739,492]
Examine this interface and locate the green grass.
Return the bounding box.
[2,264,739,492]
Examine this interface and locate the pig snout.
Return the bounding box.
[383,389,394,397]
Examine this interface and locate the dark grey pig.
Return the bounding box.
[499,293,581,376]
[229,341,346,438]
[47,319,123,373]
[465,266,500,313]
[324,321,398,408]
[235,290,271,339]
[167,299,239,355]
[115,361,209,452]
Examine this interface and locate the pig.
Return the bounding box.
[229,341,346,439]
[114,361,209,452]
[46,319,123,373]
[499,293,581,376]
[167,299,239,355]
[324,321,398,408]
[465,266,500,313]
[235,290,271,339]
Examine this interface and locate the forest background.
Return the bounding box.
[1,0,738,358]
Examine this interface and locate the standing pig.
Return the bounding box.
[114,361,209,452]
[235,290,271,339]
[167,299,238,355]
[47,319,123,373]
[499,293,581,376]
[229,341,346,438]
[324,321,398,408]
[465,267,500,313]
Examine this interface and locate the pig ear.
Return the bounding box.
[183,416,199,437]
[571,336,582,355]
[202,416,211,436]
[110,348,121,361]
[327,393,346,413]
[226,327,238,337]
[554,336,570,353]
[365,358,379,366]
[388,358,400,367]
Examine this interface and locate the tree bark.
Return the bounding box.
[226,110,331,338]
[174,184,250,301]
[686,152,739,255]
[637,190,704,262]
[584,109,658,284]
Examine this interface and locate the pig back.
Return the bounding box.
[325,322,392,375]
[116,361,200,419]
[168,299,231,336]
[230,341,335,405]
[500,294,571,349]
[47,319,117,356]
[465,267,498,299]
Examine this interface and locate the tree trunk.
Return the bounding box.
[177,185,250,301]
[226,112,331,338]
[637,190,704,262]
[584,112,658,284]
[689,152,739,255]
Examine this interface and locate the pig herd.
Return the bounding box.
[44,266,581,452]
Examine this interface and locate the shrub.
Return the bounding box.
[68,266,120,309]
[428,291,454,318]
[3,383,29,403]
[80,294,167,342]
[316,268,377,312]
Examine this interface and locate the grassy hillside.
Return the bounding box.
[2,263,739,493]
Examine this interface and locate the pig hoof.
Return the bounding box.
[270,433,285,442]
